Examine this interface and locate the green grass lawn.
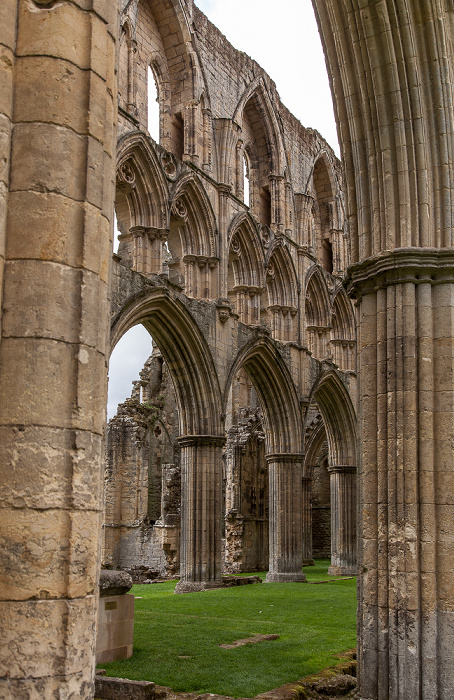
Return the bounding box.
[99,560,357,698]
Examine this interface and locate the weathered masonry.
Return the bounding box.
[0,1,453,700]
[104,0,357,586]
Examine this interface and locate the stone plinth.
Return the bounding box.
[96,594,134,665]
[96,570,134,664]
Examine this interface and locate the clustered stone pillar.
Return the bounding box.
[175,436,225,593]
[327,465,356,576]
[349,252,454,700]
[0,0,116,697]
[266,454,306,582]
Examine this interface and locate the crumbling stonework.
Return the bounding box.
[103,347,180,577]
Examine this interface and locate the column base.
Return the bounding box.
[265,572,307,583]
[174,579,223,594]
[303,559,315,566]
[328,565,357,576]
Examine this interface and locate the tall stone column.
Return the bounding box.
[0,1,116,697]
[217,185,231,299]
[348,251,454,700]
[266,454,306,582]
[327,465,356,576]
[302,475,314,566]
[175,436,225,593]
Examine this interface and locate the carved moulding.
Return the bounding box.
[345,248,454,300]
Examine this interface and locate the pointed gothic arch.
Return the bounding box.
[305,266,331,358]
[224,336,302,455]
[168,173,218,298]
[265,242,298,341]
[311,370,357,468]
[136,0,203,159]
[330,286,356,371]
[228,212,265,324]
[115,132,170,275]
[233,79,287,230]
[224,335,305,582]
[116,131,169,233]
[111,288,222,437]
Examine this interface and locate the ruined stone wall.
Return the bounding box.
[103,348,181,577]
[311,455,331,559]
[107,0,358,586]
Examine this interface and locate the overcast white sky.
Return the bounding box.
[107,0,338,420]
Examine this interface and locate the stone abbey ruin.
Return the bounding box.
[104,0,356,585]
[0,1,453,699]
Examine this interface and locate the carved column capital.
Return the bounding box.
[178,435,226,448]
[327,464,356,474]
[346,247,454,300]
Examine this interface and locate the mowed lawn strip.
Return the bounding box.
[99,559,357,698]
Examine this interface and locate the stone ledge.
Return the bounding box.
[95,675,157,699]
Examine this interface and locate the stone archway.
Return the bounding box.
[111,286,224,593]
[310,370,357,576]
[225,336,306,583]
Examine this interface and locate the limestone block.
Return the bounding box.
[0,675,95,700]
[73,343,108,434]
[6,192,112,279]
[0,0,17,50]
[83,204,112,282]
[95,676,156,700]
[0,596,97,679]
[0,115,12,191]
[10,122,87,201]
[88,69,116,153]
[79,273,110,353]
[17,0,93,70]
[13,56,93,135]
[433,466,454,502]
[86,135,107,209]
[0,508,101,600]
[0,426,103,510]
[90,12,116,85]
[3,262,109,351]
[0,337,76,427]
[0,48,14,121]
[99,570,133,597]
[361,503,378,539]
[101,150,115,218]
[2,259,84,343]
[92,0,118,31]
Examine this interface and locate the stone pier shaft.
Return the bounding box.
[302,475,314,566]
[349,252,454,699]
[327,465,356,576]
[175,436,225,593]
[266,454,306,582]
[0,1,116,697]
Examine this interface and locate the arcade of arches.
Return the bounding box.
[0,2,453,700]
